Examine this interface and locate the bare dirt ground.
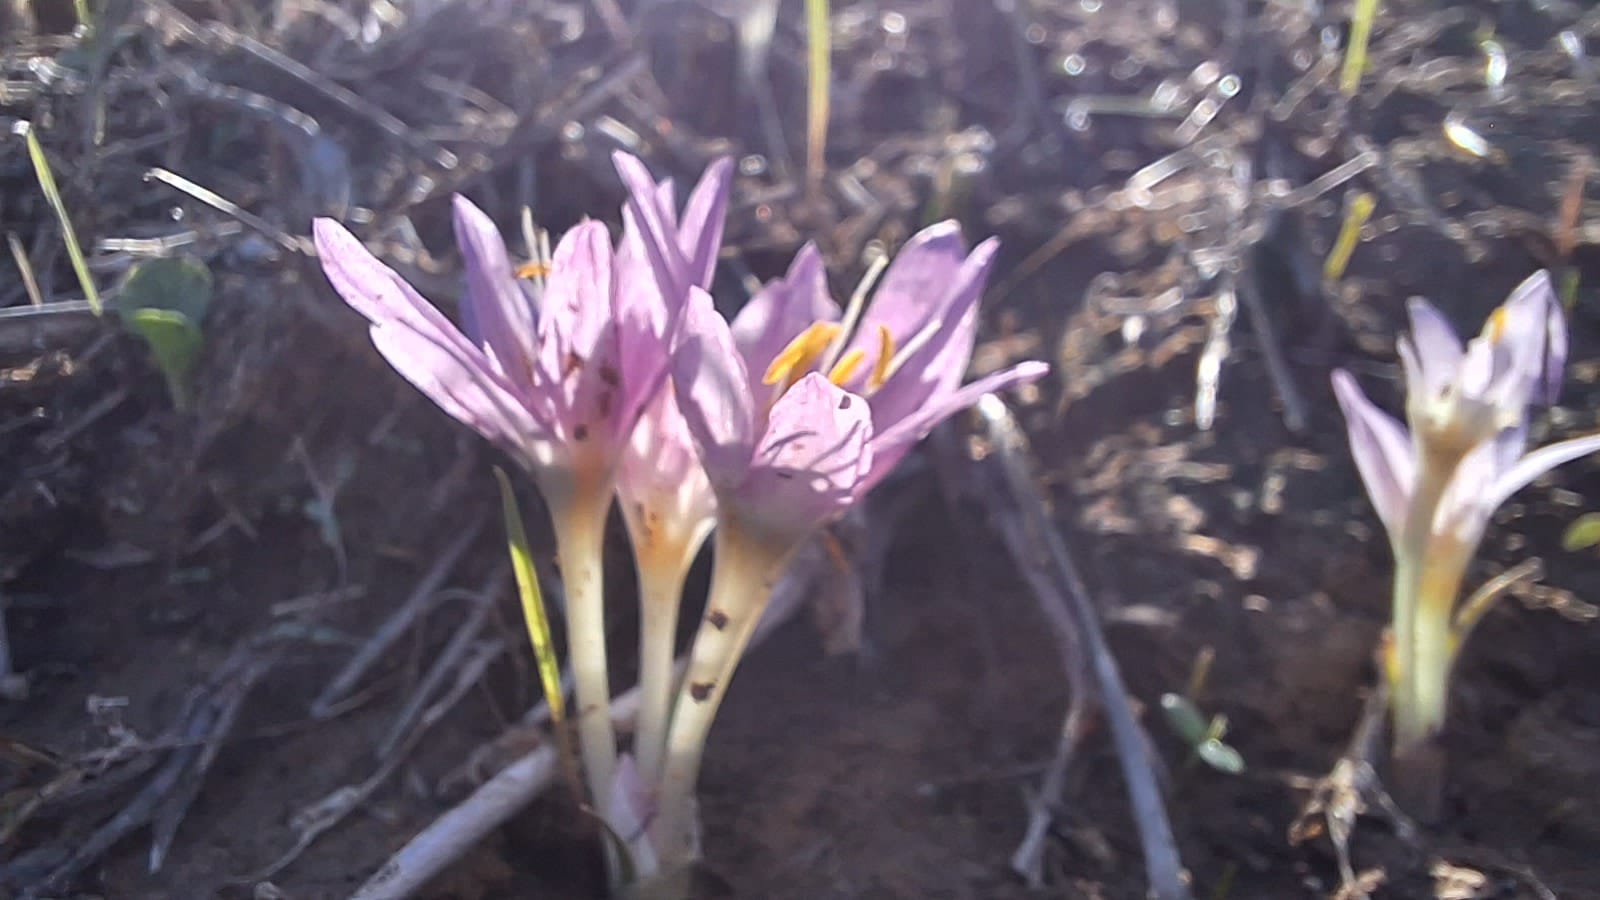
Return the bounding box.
[4,1,1600,898]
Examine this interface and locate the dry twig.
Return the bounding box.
[972,395,1190,900]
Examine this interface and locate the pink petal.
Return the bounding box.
[619,386,718,550]
[1486,431,1600,511]
[313,218,544,452]
[614,152,693,320]
[1497,270,1565,406]
[677,157,734,288]
[844,222,975,359]
[367,320,545,459]
[730,243,839,384]
[738,373,873,536]
[539,221,625,446]
[1434,424,1526,547]
[1331,369,1416,536]
[672,288,758,489]
[451,196,540,392]
[854,237,1000,428]
[1399,298,1463,399]
[863,361,1049,493]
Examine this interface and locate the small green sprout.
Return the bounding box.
[115,257,213,411]
[1159,646,1245,775]
[1562,513,1600,552]
[1160,693,1245,775]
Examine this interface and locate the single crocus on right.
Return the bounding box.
[1332,270,1600,814]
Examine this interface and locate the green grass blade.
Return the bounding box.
[1340,0,1381,96]
[495,468,589,810]
[1323,190,1375,282]
[804,0,831,197]
[496,468,568,730]
[18,122,101,315]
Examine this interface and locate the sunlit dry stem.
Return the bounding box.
[1556,160,1588,274]
[1452,557,1542,653]
[804,0,832,198]
[651,519,798,869]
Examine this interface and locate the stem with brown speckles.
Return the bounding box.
[650,518,797,873]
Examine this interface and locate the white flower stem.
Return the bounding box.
[651,520,795,871]
[546,481,621,830]
[633,544,696,786]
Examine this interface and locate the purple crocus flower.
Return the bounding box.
[1331,269,1600,809]
[673,286,877,542]
[312,154,731,854]
[714,222,1050,502]
[632,218,1048,870]
[314,202,646,488]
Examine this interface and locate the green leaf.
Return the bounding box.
[1160,693,1210,746]
[117,256,213,324]
[1195,738,1245,775]
[116,257,214,410]
[126,308,202,411]
[1562,513,1600,552]
[496,468,567,731]
[1559,269,1581,312]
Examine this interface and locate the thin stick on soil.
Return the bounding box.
[803,0,831,198]
[21,637,282,899]
[1011,693,1092,885]
[926,421,1092,886]
[242,634,509,885]
[1235,269,1308,434]
[310,517,485,718]
[144,167,310,255]
[375,571,508,759]
[974,395,1191,900]
[346,556,823,900]
[0,592,23,701]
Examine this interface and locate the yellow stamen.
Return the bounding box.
[1486,306,1509,343]
[868,325,895,389]
[827,348,866,386]
[516,260,552,280]
[763,322,843,386]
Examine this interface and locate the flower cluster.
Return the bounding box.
[313,153,1047,885]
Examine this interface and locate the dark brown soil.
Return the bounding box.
[4,1,1600,899]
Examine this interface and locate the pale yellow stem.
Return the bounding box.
[1405,540,1470,748]
[632,539,699,787]
[1388,442,1472,817]
[544,478,620,827]
[651,520,797,871]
